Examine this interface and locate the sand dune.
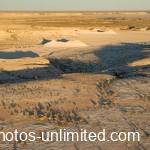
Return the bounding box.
[0,57,49,71]
[128,58,150,67]
[44,39,88,47]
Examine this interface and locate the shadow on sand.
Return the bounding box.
[0,51,38,59]
[49,42,150,77]
[0,42,149,83]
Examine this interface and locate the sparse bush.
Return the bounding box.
[37,102,45,110]
[10,102,17,108]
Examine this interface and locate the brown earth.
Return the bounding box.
[0,12,149,150]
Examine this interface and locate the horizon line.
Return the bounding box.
[0,10,150,13]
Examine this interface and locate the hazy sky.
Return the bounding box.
[0,0,150,11]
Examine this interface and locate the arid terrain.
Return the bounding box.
[0,12,149,150]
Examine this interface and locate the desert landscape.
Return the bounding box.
[0,12,149,150]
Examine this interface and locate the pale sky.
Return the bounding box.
[0,0,150,11]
